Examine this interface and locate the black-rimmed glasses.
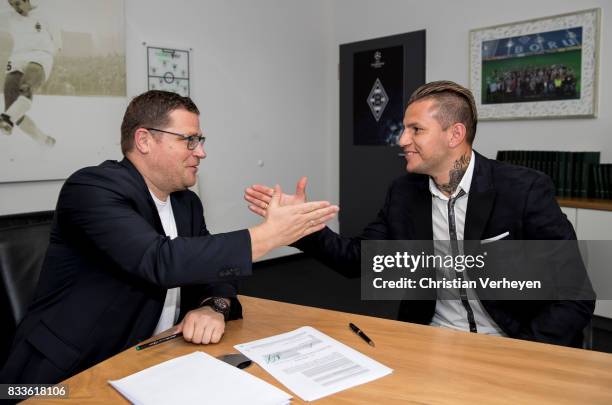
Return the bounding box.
[146,127,206,150]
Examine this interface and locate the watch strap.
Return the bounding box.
[200,297,230,321]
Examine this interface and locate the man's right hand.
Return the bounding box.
[248,182,337,260]
[245,176,308,216]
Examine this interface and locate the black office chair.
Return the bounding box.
[0,211,53,366]
[583,320,593,350]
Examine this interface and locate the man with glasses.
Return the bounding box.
[1,90,338,385]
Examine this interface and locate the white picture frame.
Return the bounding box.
[469,8,600,120]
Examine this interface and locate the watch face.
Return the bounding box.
[212,298,230,312]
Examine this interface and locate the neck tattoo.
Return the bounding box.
[436,153,470,195]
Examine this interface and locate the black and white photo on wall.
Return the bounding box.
[0,0,126,183]
[353,45,404,146]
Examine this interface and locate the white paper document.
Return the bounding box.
[108,351,291,405]
[234,326,393,401]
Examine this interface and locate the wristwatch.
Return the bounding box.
[200,297,231,321]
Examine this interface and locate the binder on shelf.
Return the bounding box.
[581,152,600,198]
[496,150,604,199]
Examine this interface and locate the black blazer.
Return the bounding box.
[295,151,594,347]
[1,158,252,384]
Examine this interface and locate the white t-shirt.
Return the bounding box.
[150,191,181,336]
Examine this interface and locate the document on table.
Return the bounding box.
[234,326,393,401]
[108,351,291,405]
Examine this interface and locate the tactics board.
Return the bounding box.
[147,46,190,97]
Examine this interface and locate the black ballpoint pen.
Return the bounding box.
[349,322,375,347]
[136,332,183,350]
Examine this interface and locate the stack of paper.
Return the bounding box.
[109,351,291,405]
[235,326,393,401]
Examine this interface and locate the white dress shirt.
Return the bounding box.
[428,151,506,336]
[150,191,181,336]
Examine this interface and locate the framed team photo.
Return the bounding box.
[469,9,600,120]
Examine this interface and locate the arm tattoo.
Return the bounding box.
[436,154,471,195]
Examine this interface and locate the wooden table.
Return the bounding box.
[25,296,612,404]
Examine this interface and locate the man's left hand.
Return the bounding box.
[175,306,225,344]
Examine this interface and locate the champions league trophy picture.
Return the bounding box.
[353,46,405,146]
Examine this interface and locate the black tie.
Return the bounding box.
[447,189,478,333]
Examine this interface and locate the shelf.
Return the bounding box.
[557,197,612,212]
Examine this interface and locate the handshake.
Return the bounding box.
[244,177,334,260]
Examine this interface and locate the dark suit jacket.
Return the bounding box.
[1,158,252,384]
[295,151,594,347]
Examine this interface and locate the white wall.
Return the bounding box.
[0,0,338,260]
[2,0,610,257]
[325,0,611,208]
[125,0,337,260]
